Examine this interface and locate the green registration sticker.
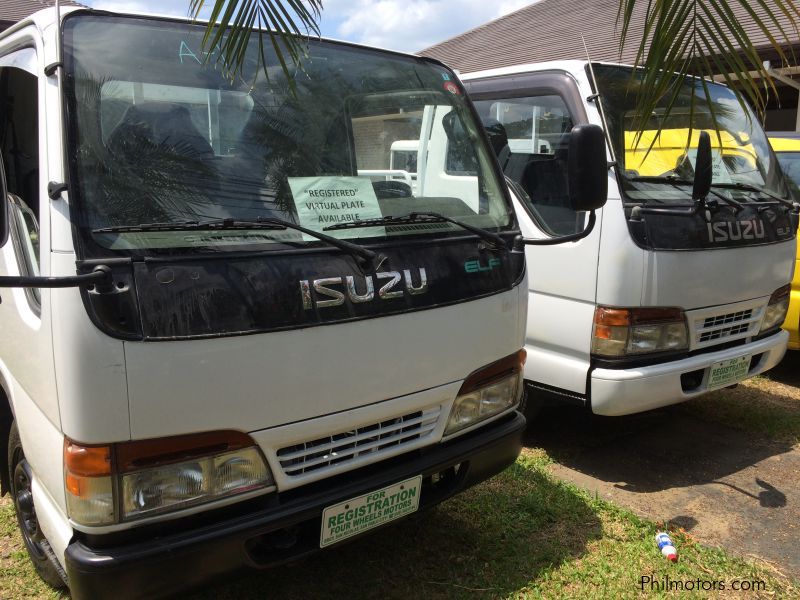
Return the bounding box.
[707,355,751,390]
[320,475,422,548]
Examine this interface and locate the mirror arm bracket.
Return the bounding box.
[48,181,68,200]
[44,62,62,78]
[514,211,597,248]
[0,265,112,289]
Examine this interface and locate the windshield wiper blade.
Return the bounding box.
[92,218,286,234]
[624,176,746,213]
[624,175,695,186]
[94,217,380,267]
[323,212,507,250]
[708,182,796,209]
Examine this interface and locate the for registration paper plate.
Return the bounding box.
[707,355,751,390]
[320,476,422,548]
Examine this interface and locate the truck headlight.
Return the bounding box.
[121,447,271,520]
[445,350,525,436]
[759,284,790,334]
[592,307,688,357]
[65,431,274,526]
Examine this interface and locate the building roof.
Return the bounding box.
[1,0,84,25]
[420,0,798,74]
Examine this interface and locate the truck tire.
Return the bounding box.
[8,421,66,589]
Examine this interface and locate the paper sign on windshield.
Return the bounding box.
[686,149,733,184]
[288,176,385,240]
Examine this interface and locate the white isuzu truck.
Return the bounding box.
[461,61,798,417]
[0,8,609,599]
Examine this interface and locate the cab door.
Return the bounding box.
[0,43,62,448]
[466,71,603,399]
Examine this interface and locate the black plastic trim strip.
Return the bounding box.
[752,327,784,342]
[525,380,586,407]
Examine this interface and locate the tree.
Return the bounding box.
[193,1,800,132]
[189,0,322,80]
[617,1,800,134]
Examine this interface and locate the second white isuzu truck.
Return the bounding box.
[462,61,797,417]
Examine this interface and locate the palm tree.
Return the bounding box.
[193,1,799,131]
[617,0,800,135]
[189,0,322,80]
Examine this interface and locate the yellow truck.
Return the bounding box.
[625,128,758,179]
[768,132,800,349]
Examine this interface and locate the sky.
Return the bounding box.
[81,0,537,53]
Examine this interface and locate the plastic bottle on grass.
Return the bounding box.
[655,532,678,562]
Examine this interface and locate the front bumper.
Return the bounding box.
[65,412,525,600]
[590,330,788,416]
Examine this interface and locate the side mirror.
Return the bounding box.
[0,152,9,247]
[513,123,608,247]
[568,123,608,212]
[692,130,712,200]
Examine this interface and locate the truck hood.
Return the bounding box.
[640,239,796,308]
[596,203,796,309]
[122,287,523,439]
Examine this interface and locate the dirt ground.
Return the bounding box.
[528,352,800,581]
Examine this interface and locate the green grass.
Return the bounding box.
[682,376,800,445]
[188,450,797,598]
[0,500,65,599]
[1,451,795,598]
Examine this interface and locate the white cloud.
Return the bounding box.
[84,0,209,19]
[84,0,537,52]
[322,0,538,53]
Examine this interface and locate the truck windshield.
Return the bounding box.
[775,152,800,190]
[62,15,511,255]
[591,64,789,204]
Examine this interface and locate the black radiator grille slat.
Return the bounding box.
[276,407,441,477]
[695,307,760,346]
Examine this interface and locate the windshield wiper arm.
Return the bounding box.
[93,217,381,268]
[708,189,745,212]
[323,212,507,250]
[624,175,695,186]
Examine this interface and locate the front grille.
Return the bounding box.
[688,300,766,350]
[703,309,752,329]
[276,407,441,477]
[698,323,750,343]
[698,312,752,343]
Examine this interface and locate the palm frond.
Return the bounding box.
[617,0,800,140]
[189,0,323,81]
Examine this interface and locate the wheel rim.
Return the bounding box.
[12,456,47,560]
